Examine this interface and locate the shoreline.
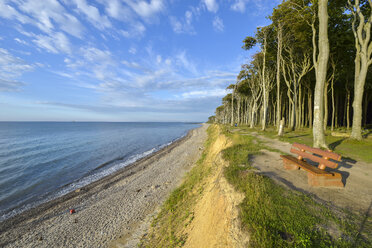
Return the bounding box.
[0,124,208,247]
[0,127,193,223]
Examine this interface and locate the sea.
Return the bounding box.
[0,122,200,222]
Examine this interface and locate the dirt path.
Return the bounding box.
[183,127,249,248]
[248,132,372,216]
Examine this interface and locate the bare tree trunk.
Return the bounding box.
[301,88,305,127]
[347,89,351,130]
[308,88,313,128]
[262,31,268,131]
[363,92,368,127]
[276,23,283,129]
[237,96,241,124]
[231,92,234,126]
[324,81,329,131]
[349,0,372,140]
[312,0,329,148]
[331,79,335,131]
[278,118,285,136]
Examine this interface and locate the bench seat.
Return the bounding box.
[280,146,343,188]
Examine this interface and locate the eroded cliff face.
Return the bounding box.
[184,126,249,248]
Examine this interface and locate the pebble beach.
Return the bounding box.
[0,124,208,248]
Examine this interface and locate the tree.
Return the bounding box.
[348,0,372,140]
[312,0,329,148]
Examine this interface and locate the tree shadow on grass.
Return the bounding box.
[329,138,346,150]
[286,134,308,139]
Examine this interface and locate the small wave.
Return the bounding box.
[0,142,171,222]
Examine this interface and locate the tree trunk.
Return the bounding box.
[278,118,285,136]
[308,88,313,128]
[276,23,283,129]
[231,92,234,126]
[331,79,335,131]
[324,82,328,131]
[349,0,372,140]
[262,32,268,131]
[347,89,351,130]
[312,0,329,149]
[237,96,241,124]
[363,92,368,127]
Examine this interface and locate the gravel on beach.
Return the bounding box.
[0,124,208,248]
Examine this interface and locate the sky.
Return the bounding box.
[0,0,279,122]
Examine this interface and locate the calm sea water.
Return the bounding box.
[0,122,200,221]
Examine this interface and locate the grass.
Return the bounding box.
[139,124,371,247]
[138,125,218,247]
[228,125,372,163]
[221,126,371,247]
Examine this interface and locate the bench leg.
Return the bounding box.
[282,159,300,170]
[307,173,344,188]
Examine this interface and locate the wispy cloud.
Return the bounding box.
[123,0,165,20]
[203,0,219,13]
[181,88,228,99]
[0,78,26,92]
[0,48,34,92]
[170,10,196,35]
[70,0,111,30]
[230,0,280,13]
[213,16,224,32]
[0,48,34,79]
[32,32,72,54]
[18,0,84,38]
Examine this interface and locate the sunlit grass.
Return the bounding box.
[227,125,372,163]
[221,126,371,247]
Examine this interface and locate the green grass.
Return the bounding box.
[227,125,372,163]
[221,126,371,247]
[138,125,218,248]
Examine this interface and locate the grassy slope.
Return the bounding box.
[233,126,372,163]
[222,126,371,247]
[140,125,371,247]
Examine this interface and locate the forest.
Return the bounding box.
[211,0,371,148]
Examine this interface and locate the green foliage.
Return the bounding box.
[242,36,256,50]
[221,127,371,247]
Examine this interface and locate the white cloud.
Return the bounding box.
[231,0,279,13]
[0,48,33,79]
[156,55,162,64]
[0,48,33,91]
[33,32,72,54]
[213,16,224,32]
[175,51,197,75]
[124,0,165,20]
[120,22,146,38]
[231,0,247,13]
[203,0,218,13]
[0,78,26,92]
[14,38,28,45]
[170,10,195,35]
[71,0,111,30]
[0,1,32,23]
[104,0,133,21]
[129,47,137,54]
[181,88,227,99]
[15,0,84,38]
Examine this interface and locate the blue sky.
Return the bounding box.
[0,0,278,122]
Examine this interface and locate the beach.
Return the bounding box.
[0,124,208,248]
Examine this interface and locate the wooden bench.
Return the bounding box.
[280,143,343,187]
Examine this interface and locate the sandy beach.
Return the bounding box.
[0,124,208,248]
